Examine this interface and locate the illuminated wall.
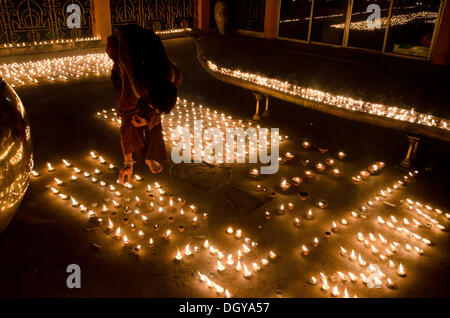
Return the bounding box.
[0,0,93,44]
[110,0,194,31]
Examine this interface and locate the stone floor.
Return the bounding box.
[0,36,449,298]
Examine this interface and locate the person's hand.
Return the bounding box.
[131,115,148,127]
[119,164,133,185]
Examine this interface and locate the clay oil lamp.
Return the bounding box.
[360,170,370,179]
[279,178,291,192]
[249,168,259,178]
[337,151,346,160]
[316,199,328,209]
[318,147,328,154]
[331,168,342,178]
[299,191,309,200]
[301,141,311,149]
[277,204,286,215]
[292,177,303,186]
[285,152,295,161]
[376,161,385,169]
[315,162,326,172]
[304,170,315,178]
[301,159,310,167]
[368,164,379,175]
[301,245,310,256]
[352,176,362,184]
[325,158,335,167]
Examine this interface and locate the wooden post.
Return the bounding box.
[431,0,450,65]
[263,95,270,118]
[90,0,112,43]
[400,136,420,168]
[197,0,211,30]
[263,0,281,39]
[253,93,263,121]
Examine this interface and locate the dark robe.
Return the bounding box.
[108,25,182,162]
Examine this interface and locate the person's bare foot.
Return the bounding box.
[145,159,163,174]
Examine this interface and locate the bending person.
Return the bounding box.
[106,24,182,184]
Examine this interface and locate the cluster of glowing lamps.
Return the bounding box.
[95,97,448,297]
[0,28,191,49]
[206,60,450,131]
[307,170,448,297]
[19,53,447,296]
[37,151,209,255]
[97,98,285,164]
[0,53,113,87]
[175,228,279,298]
[35,149,283,298]
[0,37,100,49]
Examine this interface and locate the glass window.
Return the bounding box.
[347,0,391,50]
[310,0,349,44]
[386,0,442,57]
[278,0,313,41]
[231,0,266,32]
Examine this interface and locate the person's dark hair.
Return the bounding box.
[106,35,119,59]
[117,24,170,84]
[148,78,177,114]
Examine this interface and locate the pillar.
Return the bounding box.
[432,0,450,65]
[400,136,420,168]
[252,93,263,121]
[263,0,280,39]
[90,0,112,43]
[197,0,210,31]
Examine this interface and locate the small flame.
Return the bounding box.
[62,159,71,167]
[71,197,78,206]
[227,254,234,265]
[185,244,192,256]
[243,264,252,277]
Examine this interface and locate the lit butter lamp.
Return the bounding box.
[337,151,346,160]
[316,199,328,209]
[304,170,315,178]
[315,162,326,172]
[331,168,342,178]
[279,178,291,191]
[249,168,259,177]
[284,152,295,161]
[292,177,303,186]
[368,164,379,175]
[360,170,370,179]
[301,141,311,149]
